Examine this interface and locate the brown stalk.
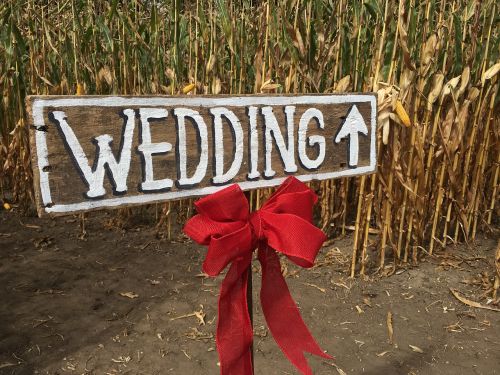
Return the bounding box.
[350,175,366,278]
[470,85,497,238]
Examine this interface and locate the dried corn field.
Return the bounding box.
[0,0,499,276]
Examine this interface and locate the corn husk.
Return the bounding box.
[395,101,411,127]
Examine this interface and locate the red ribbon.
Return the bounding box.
[184,176,332,375]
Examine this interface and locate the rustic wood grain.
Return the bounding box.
[27,94,377,216]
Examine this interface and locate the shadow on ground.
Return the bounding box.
[0,210,498,374]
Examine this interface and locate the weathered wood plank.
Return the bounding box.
[27,94,377,216]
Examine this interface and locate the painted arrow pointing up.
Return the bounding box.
[334,105,368,167]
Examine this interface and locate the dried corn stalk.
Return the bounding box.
[0,0,498,277]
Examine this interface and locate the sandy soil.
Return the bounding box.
[0,209,498,375]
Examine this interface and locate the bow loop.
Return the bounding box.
[184,184,253,276]
[259,211,326,268]
[203,224,253,276]
[257,185,326,268]
[195,184,249,222]
[263,190,316,222]
[264,176,319,207]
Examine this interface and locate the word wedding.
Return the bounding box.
[28,95,376,215]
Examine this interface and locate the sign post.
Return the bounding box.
[27,94,377,374]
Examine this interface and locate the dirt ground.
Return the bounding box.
[0,208,498,375]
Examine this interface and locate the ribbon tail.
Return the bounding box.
[216,254,254,375]
[258,245,332,375]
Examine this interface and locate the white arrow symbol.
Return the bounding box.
[334,105,368,167]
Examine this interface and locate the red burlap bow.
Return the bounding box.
[184,176,332,375]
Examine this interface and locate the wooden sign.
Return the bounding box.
[27,95,377,216]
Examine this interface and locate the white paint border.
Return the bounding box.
[31,95,377,214]
[33,102,53,206]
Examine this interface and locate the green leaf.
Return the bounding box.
[363,0,381,19]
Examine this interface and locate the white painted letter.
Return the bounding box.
[137,108,173,191]
[262,106,298,178]
[51,109,135,198]
[174,108,208,187]
[298,108,325,170]
[210,107,244,185]
[247,106,260,180]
